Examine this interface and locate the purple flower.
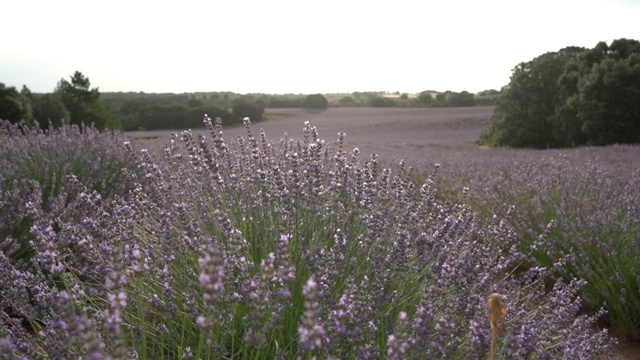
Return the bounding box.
[299,277,325,352]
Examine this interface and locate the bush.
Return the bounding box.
[0,120,139,269]
[434,146,640,338]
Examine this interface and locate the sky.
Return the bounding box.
[2,0,640,95]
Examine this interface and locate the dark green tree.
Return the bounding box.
[480,46,586,148]
[303,94,329,110]
[369,96,396,107]
[32,94,70,128]
[232,99,264,123]
[0,83,33,124]
[446,91,476,107]
[55,71,120,130]
[20,85,32,98]
[338,96,357,107]
[267,95,304,108]
[416,91,434,105]
[482,39,640,148]
[554,39,640,146]
[577,52,640,145]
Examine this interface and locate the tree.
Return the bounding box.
[369,96,396,107]
[338,96,357,107]
[32,94,70,128]
[480,47,586,148]
[416,91,434,105]
[302,94,329,110]
[481,39,640,148]
[0,83,33,124]
[576,52,640,145]
[55,71,120,130]
[232,99,264,123]
[555,39,640,146]
[446,91,476,107]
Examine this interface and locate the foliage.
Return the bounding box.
[445,91,476,107]
[31,93,71,128]
[118,97,233,131]
[474,90,501,106]
[0,83,33,124]
[265,94,304,108]
[480,46,586,148]
[338,96,358,107]
[55,71,121,130]
[0,116,613,359]
[559,41,640,146]
[416,90,478,108]
[416,91,434,105]
[368,96,396,107]
[302,94,329,110]
[232,99,265,122]
[481,39,640,148]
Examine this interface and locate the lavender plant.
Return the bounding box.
[0,120,138,264]
[0,116,614,359]
[435,146,640,339]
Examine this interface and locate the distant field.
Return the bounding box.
[126,106,496,163]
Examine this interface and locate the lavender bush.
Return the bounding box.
[435,146,640,338]
[0,116,614,359]
[0,120,138,266]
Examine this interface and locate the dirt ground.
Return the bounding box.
[612,342,640,360]
[126,106,495,164]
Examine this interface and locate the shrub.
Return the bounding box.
[0,120,138,266]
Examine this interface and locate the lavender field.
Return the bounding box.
[128,106,496,161]
[1,107,639,359]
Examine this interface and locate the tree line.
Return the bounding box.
[481,38,640,148]
[0,71,118,130]
[2,71,498,132]
[0,72,270,131]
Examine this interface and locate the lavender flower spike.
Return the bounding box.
[299,276,325,353]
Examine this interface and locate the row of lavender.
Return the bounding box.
[434,145,640,338]
[0,118,614,359]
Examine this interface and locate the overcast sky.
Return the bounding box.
[2,0,639,95]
